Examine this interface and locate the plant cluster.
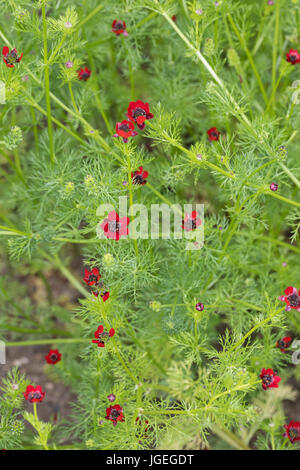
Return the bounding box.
[0,0,300,451]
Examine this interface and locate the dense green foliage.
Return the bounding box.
[0,0,300,450]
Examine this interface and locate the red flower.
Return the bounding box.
[182,211,202,231]
[77,67,91,81]
[100,210,130,240]
[279,286,300,312]
[101,291,110,302]
[92,325,115,347]
[127,100,154,130]
[284,420,300,443]
[276,336,292,353]
[172,15,177,22]
[2,46,23,68]
[114,120,138,143]
[260,368,281,390]
[83,267,101,286]
[111,20,128,36]
[105,404,125,426]
[45,349,62,365]
[24,385,45,403]
[93,290,110,302]
[207,127,220,141]
[131,166,149,185]
[286,49,300,65]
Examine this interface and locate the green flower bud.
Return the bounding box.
[103,253,115,266]
[3,126,23,150]
[203,38,214,56]
[149,301,161,312]
[227,48,240,68]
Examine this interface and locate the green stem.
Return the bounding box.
[42,2,55,163]
[229,306,286,352]
[127,153,139,257]
[7,338,88,347]
[271,0,281,111]
[68,81,79,113]
[227,14,268,105]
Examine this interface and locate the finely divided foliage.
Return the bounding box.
[0,0,300,451]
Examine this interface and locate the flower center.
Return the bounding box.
[5,50,18,65]
[290,54,297,63]
[110,409,121,419]
[88,274,98,283]
[28,391,42,401]
[288,293,300,307]
[108,220,120,233]
[115,22,124,30]
[133,174,144,184]
[278,340,285,349]
[262,374,273,386]
[119,124,130,132]
[184,218,197,230]
[50,354,58,361]
[133,107,147,119]
[289,428,299,440]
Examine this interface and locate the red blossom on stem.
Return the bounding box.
[45,349,62,365]
[286,49,300,65]
[182,211,202,231]
[100,210,130,240]
[105,404,125,426]
[114,120,138,143]
[207,127,220,141]
[92,325,115,347]
[276,336,292,353]
[2,46,23,68]
[131,166,149,185]
[279,286,300,312]
[83,267,101,286]
[260,368,281,390]
[77,67,91,81]
[111,20,128,36]
[284,420,300,443]
[24,385,45,403]
[127,100,154,130]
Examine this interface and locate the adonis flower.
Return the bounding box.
[127,100,154,130]
[260,368,281,390]
[77,67,91,81]
[182,211,202,231]
[276,336,292,353]
[131,166,149,185]
[83,267,101,286]
[101,211,130,240]
[2,46,23,68]
[111,20,128,36]
[45,349,62,365]
[114,120,138,143]
[105,404,125,426]
[92,325,115,347]
[207,127,220,141]
[286,49,300,65]
[24,385,45,403]
[279,286,300,312]
[284,420,300,443]
[93,290,110,302]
